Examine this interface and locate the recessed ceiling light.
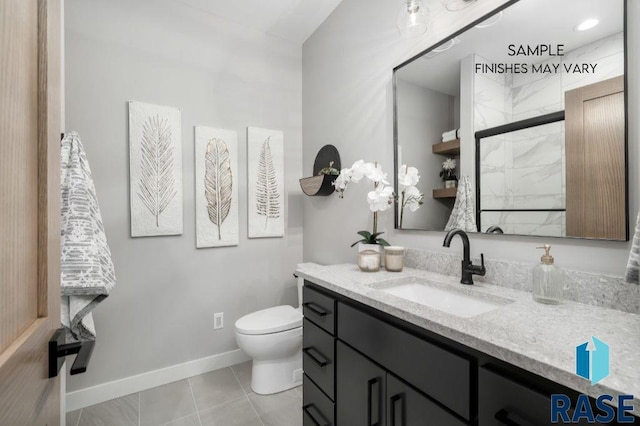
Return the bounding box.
[574,18,599,32]
[424,38,459,58]
[475,11,503,29]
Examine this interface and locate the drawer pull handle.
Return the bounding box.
[303,302,328,317]
[390,394,404,426]
[367,377,382,426]
[303,347,329,367]
[303,403,330,426]
[495,409,521,426]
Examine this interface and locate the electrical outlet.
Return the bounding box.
[214,312,224,330]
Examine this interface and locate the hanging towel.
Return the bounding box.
[60,132,116,341]
[626,212,640,284]
[441,129,459,142]
[444,175,477,233]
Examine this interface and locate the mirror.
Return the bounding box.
[393,0,628,240]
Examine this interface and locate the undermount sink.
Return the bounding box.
[374,277,513,318]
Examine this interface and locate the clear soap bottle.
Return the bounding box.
[532,244,563,304]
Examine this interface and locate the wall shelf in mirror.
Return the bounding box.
[432,139,460,156]
[299,144,341,196]
[433,187,457,199]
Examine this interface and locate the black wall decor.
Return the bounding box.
[299,144,341,196]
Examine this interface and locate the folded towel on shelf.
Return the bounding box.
[626,212,640,284]
[60,132,116,342]
[444,175,477,232]
[441,129,459,142]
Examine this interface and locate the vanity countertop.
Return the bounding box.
[296,262,640,411]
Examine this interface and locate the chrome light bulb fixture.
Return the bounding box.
[441,0,477,12]
[397,0,429,38]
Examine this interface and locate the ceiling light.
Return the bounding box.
[475,11,503,28]
[424,37,460,58]
[397,0,429,38]
[574,18,599,31]
[441,0,477,12]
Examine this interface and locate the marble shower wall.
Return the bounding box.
[476,33,624,236]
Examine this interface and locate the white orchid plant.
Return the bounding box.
[333,160,424,246]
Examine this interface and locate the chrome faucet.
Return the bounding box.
[443,228,486,285]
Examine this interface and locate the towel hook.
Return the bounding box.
[48,328,95,378]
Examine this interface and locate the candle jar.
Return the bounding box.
[358,250,381,272]
[384,246,405,272]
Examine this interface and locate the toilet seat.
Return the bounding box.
[235,305,302,335]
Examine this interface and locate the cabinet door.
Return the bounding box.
[387,375,466,426]
[337,341,386,426]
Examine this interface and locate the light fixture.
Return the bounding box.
[424,37,460,58]
[574,18,599,32]
[441,0,477,12]
[475,11,503,28]
[397,0,429,38]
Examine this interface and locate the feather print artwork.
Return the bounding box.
[195,126,238,248]
[255,137,281,229]
[137,114,177,227]
[205,138,233,240]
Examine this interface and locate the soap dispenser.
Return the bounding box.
[532,244,563,304]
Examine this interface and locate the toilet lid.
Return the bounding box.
[235,305,302,335]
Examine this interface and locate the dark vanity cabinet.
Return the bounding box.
[336,341,386,425]
[301,281,637,425]
[302,286,337,426]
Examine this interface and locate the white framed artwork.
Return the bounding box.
[247,127,284,238]
[128,101,183,237]
[195,126,239,248]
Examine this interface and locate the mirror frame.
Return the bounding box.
[392,0,629,241]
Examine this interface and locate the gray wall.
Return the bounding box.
[302,0,639,276]
[65,0,303,391]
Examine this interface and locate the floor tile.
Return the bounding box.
[140,379,197,426]
[189,368,245,411]
[77,393,138,426]
[161,413,202,426]
[199,397,263,426]
[230,361,252,394]
[248,389,302,426]
[294,386,302,397]
[66,409,81,426]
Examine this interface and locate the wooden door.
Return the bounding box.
[565,75,626,240]
[0,0,62,425]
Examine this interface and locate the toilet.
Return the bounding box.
[234,277,304,395]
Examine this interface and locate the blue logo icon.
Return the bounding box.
[576,337,609,385]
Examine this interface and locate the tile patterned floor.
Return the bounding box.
[66,362,302,426]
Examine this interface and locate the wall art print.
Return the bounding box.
[128,101,183,237]
[247,127,284,238]
[195,126,239,248]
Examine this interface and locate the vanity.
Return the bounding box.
[297,263,639,426]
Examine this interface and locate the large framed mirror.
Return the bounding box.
[393,0,628,240]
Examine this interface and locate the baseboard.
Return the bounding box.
[65,349,250,412]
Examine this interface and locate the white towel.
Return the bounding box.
[60,132,116,341]
[441,129,459,142]
[626,212,639,284]
[444,175,477,232]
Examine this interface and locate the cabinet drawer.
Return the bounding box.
[387,374,466,426]
[479,366,617,426]
[303,285,336,335]
[303,318,335,400]
[338,302,472,420]
[479,366,552,425]
[303,374,335,426]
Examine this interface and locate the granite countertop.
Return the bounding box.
[296,262,640,411]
